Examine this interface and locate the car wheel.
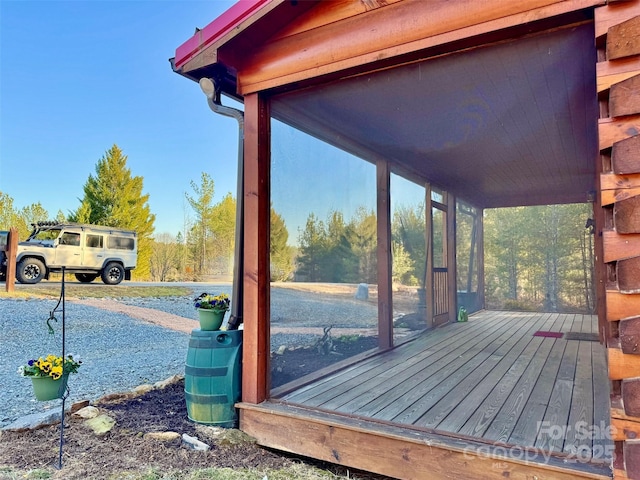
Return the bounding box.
[101,262,124,285]
[75,273,98,283]
[16,258,46,284]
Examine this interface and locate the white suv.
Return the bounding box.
[10,222,137,285]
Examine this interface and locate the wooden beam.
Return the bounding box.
[607,14,640,60]
[596,55,640,93]
[237,0,602,94]
[614,195,640,233]
[608,347,640,379]
[620,316,640,354]
[238,402,611,480]
[376,159,393,350]
[477,208,486,310]
[242,92,271,404]
[618,256,640,292]
[606,290,640,321]
[425,183,434,329]
[603,230,640,263]
[595,0,640,38]
[5,227,17,293]
[598,115,640,151]
[600,172,640,206]
[611,417,640,441]
[447,193,457,324]
[613,134,640,174]
[611,74,640,117]
[622,378,640,416]
[623,440,640,480]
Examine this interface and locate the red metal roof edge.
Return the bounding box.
[174,0,272,70]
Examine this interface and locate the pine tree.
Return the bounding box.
[70,144,155,278]
[270,206,294,281]
[185,172,215,276]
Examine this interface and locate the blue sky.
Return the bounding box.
[1,0,240,236]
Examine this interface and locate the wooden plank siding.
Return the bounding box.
[275,311,611,465]
[596,0,640,477]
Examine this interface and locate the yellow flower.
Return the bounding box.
[36,359,52,373]
[50,365,63,380]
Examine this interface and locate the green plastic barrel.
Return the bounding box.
[184,329,242,426]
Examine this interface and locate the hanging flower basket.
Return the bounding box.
[19,354,82,401]
[31,374,70,401]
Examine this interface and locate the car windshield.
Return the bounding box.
[30,228,61,241]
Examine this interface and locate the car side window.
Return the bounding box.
[59,232,81,246]
[107,236,135,250]
[86,234,103,248]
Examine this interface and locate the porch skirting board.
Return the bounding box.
[238,401,612,480]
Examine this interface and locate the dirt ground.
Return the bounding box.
[0,299,391,480]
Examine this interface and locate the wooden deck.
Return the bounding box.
[275,311,612,465]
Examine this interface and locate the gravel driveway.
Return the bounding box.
[1,298,190,428]
[1,285,378,428]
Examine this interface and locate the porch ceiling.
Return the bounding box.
[271,22,598,209]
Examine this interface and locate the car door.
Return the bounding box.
[53,231,82,267]
[82,233,105,268]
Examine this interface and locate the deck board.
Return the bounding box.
[421,314,546,430]
[563,340,595,455]
[277,310,611,463]
[351,312,524,417]
[378,312,528,424]
[451,314,555,436]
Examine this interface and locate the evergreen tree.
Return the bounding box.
[185,172,215,276]
[270,206,294,281]
[297,213,329,281]
[210,193,236,275]
[347,207,377,283]
[70,144,155,278]
[392,203,425,286]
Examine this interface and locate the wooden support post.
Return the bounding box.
[447,193,457,323]
[242,92,271,404]
[376,159,393,350]
[5,227,18,293]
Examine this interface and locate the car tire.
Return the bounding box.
[101,262,125,285]
[16,258,46,284]
[75,273,98,283]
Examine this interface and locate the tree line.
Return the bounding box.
[0,144,294,282]
[1,144,595,313]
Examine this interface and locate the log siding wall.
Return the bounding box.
[597,1,640,478]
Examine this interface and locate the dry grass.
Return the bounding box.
[0,285,192,300]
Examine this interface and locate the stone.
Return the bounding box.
[73,406,100,419]
[144,431,181,442]
[132,384,154,395]
[84,414,116,435]
[182,433,210,451]
[2,410,62,432]
[355,283,368,300]
[154,374,183,389]
[69,400,90,413]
